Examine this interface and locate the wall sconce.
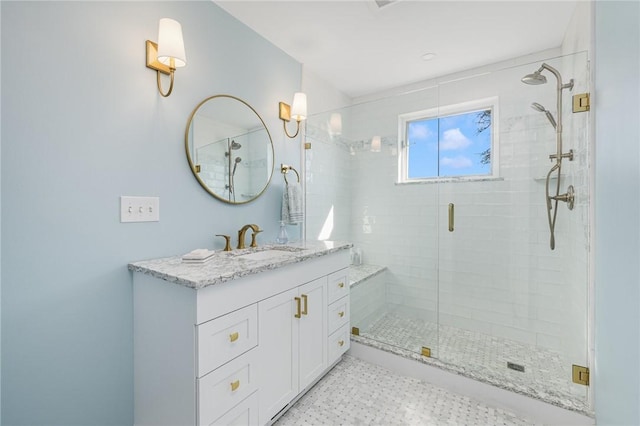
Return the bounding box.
[279,92,307,138]
[329,113,342,136]
[146,18,187,97]
[371,136,382,152]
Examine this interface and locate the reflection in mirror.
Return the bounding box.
[185,95,274,204]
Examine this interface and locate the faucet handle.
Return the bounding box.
[250,229,263,248]
[215,234,232,251]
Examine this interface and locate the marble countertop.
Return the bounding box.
[350,264,387,288]
[128,240,352,290]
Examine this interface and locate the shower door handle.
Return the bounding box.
[448,203,454,232]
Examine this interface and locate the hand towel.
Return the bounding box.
[182,249,215,263]
[281,182,304,225]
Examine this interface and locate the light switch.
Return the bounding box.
[120,196,160,223]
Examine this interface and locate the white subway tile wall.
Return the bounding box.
[305,52,590,407]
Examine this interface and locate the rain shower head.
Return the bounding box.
[230,140,242,150]
[521,71,547,85]
[531,102,557,129]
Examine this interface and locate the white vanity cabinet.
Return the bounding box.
[131,245,350,426]
[258,277,327,424]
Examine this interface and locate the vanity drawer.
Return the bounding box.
[208,391,258,426]
[328,324,350,365]
[197,348,259,426]
[327,295,349,335]
[327,268,349,304]
[197,304,258,377]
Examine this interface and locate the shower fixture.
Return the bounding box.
[225,139,242,202]
[232,157,242,176]
[521,70,547,85]
[225,140,242,155]
[522,63,575,250]
[530,102,557,129]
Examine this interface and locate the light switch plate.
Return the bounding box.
[120,196,160,223]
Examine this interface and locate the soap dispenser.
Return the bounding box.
[276,221,289,244]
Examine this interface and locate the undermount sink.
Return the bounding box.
[236,246,304,261]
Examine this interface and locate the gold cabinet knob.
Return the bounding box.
[230,380,240,392]
[338,311,345,318]
[338,340,345,347]
[338,282,345,288]
[229,332,239,342]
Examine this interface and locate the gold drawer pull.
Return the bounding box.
[338,282,345,288]
[230,380,240,392]
[294,297,301,319]
[338,311,345,318]
[229,332,239,342]
[301,294,308,315]
[338,340,345,347]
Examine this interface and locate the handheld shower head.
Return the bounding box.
[232,157,242,176]
[531,102,546,112]
[521,71,547,85]
[531,102,557,129]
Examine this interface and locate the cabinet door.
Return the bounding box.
[258,287,299,424]
[298,278,327,391]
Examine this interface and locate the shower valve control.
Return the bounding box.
[549,149,574,162]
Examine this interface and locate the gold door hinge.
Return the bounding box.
[421,346,431,357]
[573,93,590,113]
[572,364,590,386]
[304,142,312,150]
[351,326,360,336]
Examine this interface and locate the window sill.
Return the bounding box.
[396,176,504,185]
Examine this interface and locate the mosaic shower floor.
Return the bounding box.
[355,312,590,414]
[275,355,541,426]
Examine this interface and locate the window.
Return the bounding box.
[399,98,498,182]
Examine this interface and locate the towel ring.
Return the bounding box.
[281,164,300,184]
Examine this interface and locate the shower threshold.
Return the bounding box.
[351,311,592,417]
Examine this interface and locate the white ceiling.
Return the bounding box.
[216,1,578,99]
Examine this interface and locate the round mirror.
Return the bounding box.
[185,95,274,204]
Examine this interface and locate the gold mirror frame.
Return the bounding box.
[184,95,274,204]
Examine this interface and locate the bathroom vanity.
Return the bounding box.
[129,241,351,426]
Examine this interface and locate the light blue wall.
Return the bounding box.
[594,1,640,424]
[1,1,301,424]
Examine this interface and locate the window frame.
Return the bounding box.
[397,96,499,183]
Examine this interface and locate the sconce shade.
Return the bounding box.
[291,92,307,121]
[371,136,381,152]
[157,18,186,68]
[329,113,342,135]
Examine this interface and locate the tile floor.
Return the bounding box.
[356,312,588,413]
[274,355,541,426]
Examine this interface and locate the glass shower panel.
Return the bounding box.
[305,86,441,358]
[436,52,590,411]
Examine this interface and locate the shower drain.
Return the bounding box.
[507,362,525,372]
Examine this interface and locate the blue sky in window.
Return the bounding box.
[407,109,491,178]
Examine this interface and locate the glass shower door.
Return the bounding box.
[304,86,441,360]
[436,53,590,411]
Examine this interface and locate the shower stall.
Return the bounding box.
[304,52,590,413]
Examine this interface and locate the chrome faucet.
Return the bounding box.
[237,224,262,249]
